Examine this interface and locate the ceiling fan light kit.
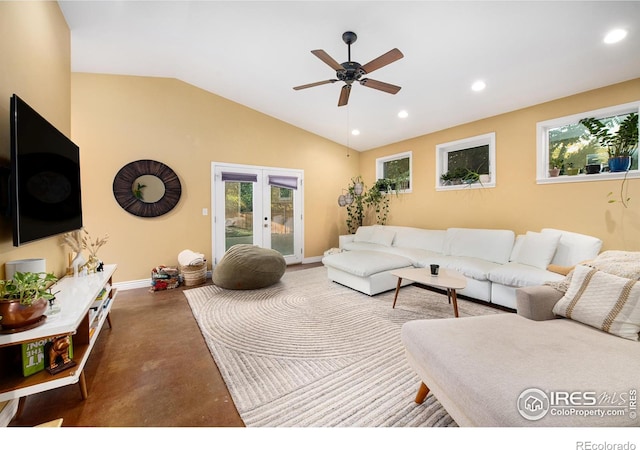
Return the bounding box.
[293,31,404,107]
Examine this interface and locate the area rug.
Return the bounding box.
[183,266,504,427]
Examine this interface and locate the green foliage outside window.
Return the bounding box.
[549,112,638,174]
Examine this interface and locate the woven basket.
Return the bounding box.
[180,262,207,286]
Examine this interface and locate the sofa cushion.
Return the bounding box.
[437,256,502,282]
[489,262,565,288]
[402,314,640,426]
[322,250,411,277]
[390,227,446,253]
[369,227,396,246]
[542,228,602,266]
[443,228,515,264]
[353,225,377,243]
[514,231,561,270]
[553,265,640,341]
[385,247,441,266]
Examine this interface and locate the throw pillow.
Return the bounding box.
[515,231,561,270]
[353,226,376,243]
[553,265,640,341]
[369,227,396,247]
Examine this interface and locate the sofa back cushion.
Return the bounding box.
[513,231,562,269]
[353,226,377,243]
[444,228,515,264]
[388,226,446,253]
[542,228,602,266]
[353,225,396,247]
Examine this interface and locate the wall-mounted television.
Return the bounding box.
[9,94,82,246]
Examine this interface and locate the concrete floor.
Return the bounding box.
[7,266,329,426]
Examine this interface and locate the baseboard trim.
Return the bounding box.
[302,255,323,264]
[114,270,215,291]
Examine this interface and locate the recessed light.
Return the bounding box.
[351,129,360,136]
[471,80,486,92]
[398,110,409,119]
[604,28,627,44]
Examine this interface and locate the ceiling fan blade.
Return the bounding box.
[293,79,338,90]
[338,85,351,107]
[359,78,401,95]
[360,48,404,74]
[311,49,344,71]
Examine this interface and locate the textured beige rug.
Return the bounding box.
[184,266,504,427]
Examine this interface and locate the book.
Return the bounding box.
[21,336,74,377]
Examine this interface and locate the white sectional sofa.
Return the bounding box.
[322,225,602,309]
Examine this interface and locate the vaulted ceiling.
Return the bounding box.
[59,1,640,151]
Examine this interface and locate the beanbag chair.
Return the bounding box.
[212,244,286,289]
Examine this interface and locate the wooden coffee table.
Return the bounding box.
[390,267,467,317]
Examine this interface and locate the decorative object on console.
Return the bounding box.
[0,272,58,332]
[45,335,76,375]
[81,229,109,273]
[62,230,84,275]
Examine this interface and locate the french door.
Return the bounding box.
[212,163,304,265]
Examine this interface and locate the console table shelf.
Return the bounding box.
[0,264,117,404]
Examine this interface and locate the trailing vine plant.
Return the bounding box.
[365,178,394,225]
[345,176,366,234]
[343,176,402,233]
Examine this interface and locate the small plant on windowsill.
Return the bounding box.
[549,157,563,177]
[440,167,480,186]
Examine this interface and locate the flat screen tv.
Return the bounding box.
[9,94,82,246]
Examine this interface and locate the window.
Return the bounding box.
[436,132,496,191]
[536,101,640,184]
[376,151,412,192]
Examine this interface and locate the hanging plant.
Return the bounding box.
[345,176,366,234]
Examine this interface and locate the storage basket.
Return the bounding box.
[151,266,180,291]
[180,262,207,286]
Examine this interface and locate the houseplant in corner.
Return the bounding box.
[0,272,58,332]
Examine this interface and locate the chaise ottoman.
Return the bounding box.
[321,250,414,295]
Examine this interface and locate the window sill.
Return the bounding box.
[537,171,639,185]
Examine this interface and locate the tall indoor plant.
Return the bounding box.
[579,112,638,172]
[0,272,58,331]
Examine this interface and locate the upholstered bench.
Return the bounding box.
[321,250,413,295]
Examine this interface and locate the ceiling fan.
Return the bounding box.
[293,31,404,107]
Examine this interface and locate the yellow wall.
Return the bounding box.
[0,2,71,279]
[1,2,638,285]
[71,74,358,281]
[359,78,640,252]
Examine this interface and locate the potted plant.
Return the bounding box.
[0,272,58,331]
[366,179,394,225]
[565,162,579,176]
[549,157,563,177]
[579,113,638,172]
[440,167,480,185]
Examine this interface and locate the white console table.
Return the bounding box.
[0,264,117,411]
